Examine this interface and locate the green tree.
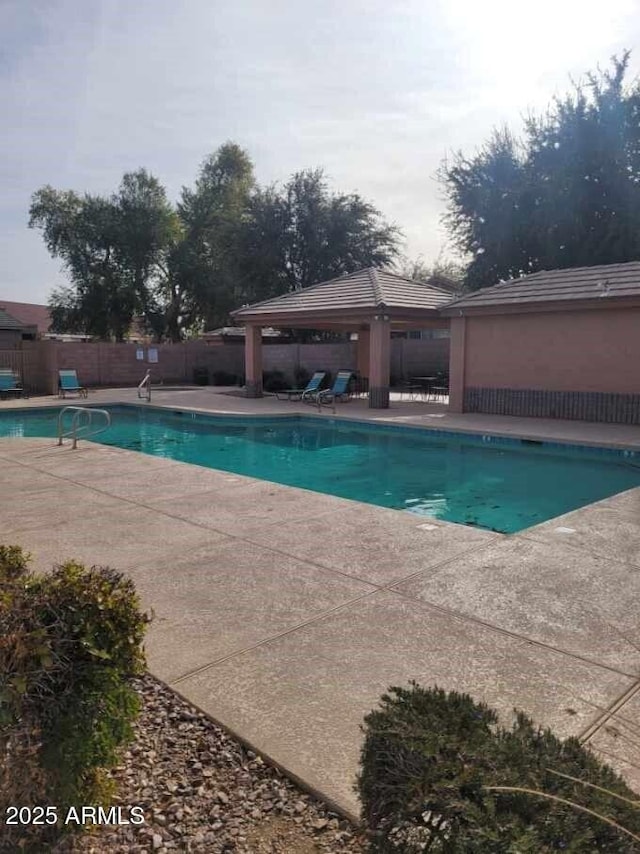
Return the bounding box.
[115,170,180,340]
[440,52,640,290]
[31,144,402,339]
[171,142,255,331]
[396,254,465,293]
[242,168,401,298]
[30,172,176,341]
[31,188,132,340]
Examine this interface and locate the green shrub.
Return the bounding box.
[0,546,150,847]
[263,369,290,392]
[294,367,312,389]
[358,683,640,852]
[211,369,240,386]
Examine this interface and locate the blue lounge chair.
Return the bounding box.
[275,371,326,401]
[0,369,23,399]
[316,370,354,406]
[58,370,88,399]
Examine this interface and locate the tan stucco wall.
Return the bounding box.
[463,307,640,394]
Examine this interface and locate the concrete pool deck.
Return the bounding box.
[2,388,640,818]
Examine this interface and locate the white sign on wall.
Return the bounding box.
[147,348,158,364]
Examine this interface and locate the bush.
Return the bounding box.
[211,370,240,386]
[358,683,640,852]
[192,366,209,385]
[0,545,149,847]
[294,367,312,389]
[263,369,290,392]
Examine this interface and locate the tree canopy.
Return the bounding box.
[440,52,640,290]
[29,171,177,341]
[30,145,401,340]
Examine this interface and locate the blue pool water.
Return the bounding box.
[2,405,640,533]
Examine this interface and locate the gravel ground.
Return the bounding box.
[56,674,369,854]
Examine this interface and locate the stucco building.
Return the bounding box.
[441,261,640,424]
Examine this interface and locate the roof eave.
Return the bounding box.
[233,305,446,325]
[440,293,640,316]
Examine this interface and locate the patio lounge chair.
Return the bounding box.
[58,370,88,399]
[275,371,327,401]
[0,369,23,400]
[316,370,354,406]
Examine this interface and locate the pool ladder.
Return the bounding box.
[138,369,151,401]
[57,406,111,449]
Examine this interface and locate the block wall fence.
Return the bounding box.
[2,338,450,394]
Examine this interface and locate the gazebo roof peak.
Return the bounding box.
[231,267,456,322]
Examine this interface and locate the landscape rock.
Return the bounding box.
[53,674,367,853]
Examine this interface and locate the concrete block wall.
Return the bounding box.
[391,338,449,381]
[262,343,357,381]
[14,338,450,394]
[55,343,244,389]
[0,331,22,348]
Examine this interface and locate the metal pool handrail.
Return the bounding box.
[138,369,151,401]
[57,406,111,449]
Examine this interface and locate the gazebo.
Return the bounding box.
[231,268,454,408]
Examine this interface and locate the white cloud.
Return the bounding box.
[1,0,639,301]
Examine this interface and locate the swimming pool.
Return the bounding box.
[2,405,640,533]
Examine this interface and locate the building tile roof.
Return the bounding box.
[441,261,640,312]
[0,307,25,330]
[0,300,51,333]
[232,268,456,319]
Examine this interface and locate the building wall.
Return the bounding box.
[458,306,640,423]
[463,308,640,393]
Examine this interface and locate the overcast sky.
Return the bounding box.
[2,0,639,304]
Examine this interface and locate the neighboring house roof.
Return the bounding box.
[440,261,640,314]
[203,326,284,337]
[0,300,51,333]
[232,268,456,323]
[0,307,26,331]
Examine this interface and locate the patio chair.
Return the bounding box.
[275,371,327,401]
[58,370,88,399]
[316,370,354,406]
[0,369,23,400]
[430,371,450,401]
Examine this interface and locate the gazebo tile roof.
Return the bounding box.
[441,261,640,312]
[231,268,455,318]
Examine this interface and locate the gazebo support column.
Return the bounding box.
[357,328,370,383]
[244,324,263,398]
[448,316,465,413]
[368,316,391,408]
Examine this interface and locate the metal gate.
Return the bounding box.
[0,349,36,390]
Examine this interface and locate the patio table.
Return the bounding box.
[410,376,437,400]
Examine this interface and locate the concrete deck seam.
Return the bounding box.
[166,534,513,685]
[517,530,640,573]
[2,448,507,594]
[588,744,640,777]
[0,454,389,590]
[7,446,637,686]
[169,588,382,686]
[578,679,640,743]
[386,584,640,681]
[370,533,503,591]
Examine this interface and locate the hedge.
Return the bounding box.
[358,682,640,852]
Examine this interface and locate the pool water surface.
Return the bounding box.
[2,405,640,534]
